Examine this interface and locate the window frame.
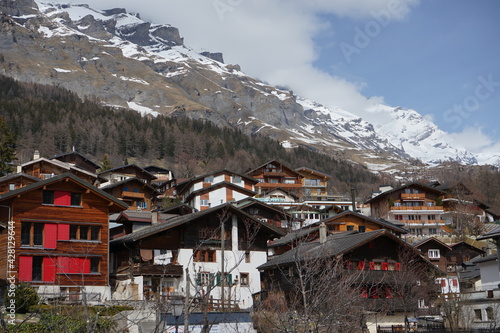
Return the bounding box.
[428,249,440,259]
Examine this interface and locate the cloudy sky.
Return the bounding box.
[55,0,500,156]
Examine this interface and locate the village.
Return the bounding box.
[0,150,499,333]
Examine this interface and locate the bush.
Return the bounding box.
[4,282,40,313]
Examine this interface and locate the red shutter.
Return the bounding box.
[19,256,33,281]
[58,224,70,240]
[440,279,447,287]
[44,224,58,249]
[385,287,392,298]
[345,260,351,269]
[381,262,389,271]
[43,257,56,282]
[54,191,71,206]
[395,262,401,271]
[57,257,71,274]
[369,262,375,270]
[452,279,458,287]
[82,258,91,274]
[361,287,368,298]
[358,261,365,270]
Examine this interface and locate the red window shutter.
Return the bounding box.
[385,287,392,298]
[54,191,71,206]
[440,279,446,287]
[361,287,368,298]
[382,262,389,271]
[44,224,58,249]
[57,257,71,274]
[43,257,56,282]
[83,258,90,274]
[19,256,33,281]
[58,224,70,240]
[358,261,365,270]
[369,262,375,270]
[452,279,458,287]
[395,262,401,271]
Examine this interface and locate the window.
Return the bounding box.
[428,249,440,259]
[42,190,81,206]
[240,273,249,286]
[474,309,483,321]
[233,176,242,183]
[486,307,494,321]
[9,183,15,190]
[204,176,214,183]
[347,225,354,231]
[429,228,437,235]
[358,226,366,233]
[21,222,44,247]
[69,225,101,241]
[269,178,279,183]
[32,256,43,281]
[136,201,147,209]
[90,258,99,273]
[194,250,216,262]
[428,215,436,220]
[200,199,210,206]
[19,256,55,282]
[197,272,211,286]
[245,251,251,263]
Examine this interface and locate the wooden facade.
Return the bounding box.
[246,160,303,194]
[0,173,127,289]
[101,177,159,211]
[0,173,39,194]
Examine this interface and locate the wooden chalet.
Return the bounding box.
[49,151,101,174]
[246,160,303,196]
[0,173,39,194]
[110,203,285,308]
[98,164,157,186]
[0,173,127,302]
[235,197,295,230]
[100,177,160,211]
[294,166,331,201]
[174,169,258,211]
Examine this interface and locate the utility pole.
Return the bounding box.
[221,217,225,312]
[184,267,190,332]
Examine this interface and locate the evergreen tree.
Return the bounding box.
[100,154,112,171]
[0,116,16,176]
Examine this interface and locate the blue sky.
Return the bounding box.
[54,0,500,157]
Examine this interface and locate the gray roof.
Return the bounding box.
[0,172,40,183]
[477,225,500,240]
[111,203,285,245]
[259,229,388,270]
[100,177,159,193]
[471,253,498,264]
[268,226,321,248]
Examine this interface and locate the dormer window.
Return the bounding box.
[428,249,440,259]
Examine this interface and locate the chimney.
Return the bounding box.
[151,209,160,224]
[319,222,327,244]
[33,150,40,160]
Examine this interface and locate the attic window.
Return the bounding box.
[42,190,81,207]
[204,176,214,183]
[428,249,440,259]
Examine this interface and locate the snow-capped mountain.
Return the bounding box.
[0,0,482,171]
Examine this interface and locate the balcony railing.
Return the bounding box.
[256,182,302,188]
[390,206,443,211]
[404,219,445,225]
[401,193,426,200]
[122,191,145,199]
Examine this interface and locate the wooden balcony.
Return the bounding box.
[404,220,445,225]
[401,193,426,200]
[390,206,443,211]
[122,191,145,199]
[256,183,302,188]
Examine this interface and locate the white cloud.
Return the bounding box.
[448,127,494,153]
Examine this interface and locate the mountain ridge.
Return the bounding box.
[0,0,483,172]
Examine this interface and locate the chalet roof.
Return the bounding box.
[0,172,40,184]
[268,226,347,249]
[259,229,389,269]
[256,187,300,200]
[49,151,101,169]
[457,262,481,282]
[183,181,257,202]
[412,237,452,251]
[100,177,160,194]
[471,253,498,264]
[246,159,302,177]
[0,172,128,212]
[309,210,407,235]
[364,182,446,204]
[111,203,285,245]
[294,167,332,180]
[449,241,485,254]
[22,157,102,180]
[99,164,157,181]
[175,169,258,196]
[477,225,500,240]
[115,210,179,223]
[319,205,345,214]
[143,165,173,174]
[235,197,293,218]
[159,202,197,215]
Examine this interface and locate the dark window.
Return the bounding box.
[79,226,89,240]
[70,193,81,206]
[347,225,354,231]
[21,222,31,245]
[90,258,99,273]
[70,225,78,240]
[33,223,44,246]
[240,273,249,286]
[91,226,100,241]
[358,225,366,233]
[42,190,54,204]
[32,256,43,281]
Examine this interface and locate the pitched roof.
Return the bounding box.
[99,164,157,180]
[115,210,179,223]
[100,177,159,194]
[183,181,256,202]
[268,226,321,248]
[259,229,389,269]
[111,203,285,245]
[174,169,258,196]
[294,167,332,180]
[0,172,128,212]
[412,237,452,251]
[49,151,101,169]
[364,182,446,204]
[246,159,301,177]
[471,253,498,264]
[0,172,40,184]
[309,210,407,234]
[477,225,500,240]
[22,157,101,180]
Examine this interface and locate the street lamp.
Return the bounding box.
[171,297,184,333]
